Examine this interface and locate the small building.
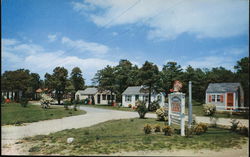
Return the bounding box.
[122,86,165,108]
[205,83,244,111]
[75,87,116,105]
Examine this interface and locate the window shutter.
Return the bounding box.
[220,95,224,102]
[209,95,212,102]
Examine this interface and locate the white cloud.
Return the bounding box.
[2,38,117,85]
[72,0,249,40]
[185,56,235,70]
[61,36,110,55]
[2,39,19,46]
[48,34,57,42]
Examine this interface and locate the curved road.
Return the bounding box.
[2,106,248,146]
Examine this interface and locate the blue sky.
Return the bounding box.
[2,0,249,85]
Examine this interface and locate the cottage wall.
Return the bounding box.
[206,92,239,110]
[122,93,165,108]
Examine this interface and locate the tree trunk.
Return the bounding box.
[148,85,152,111]
[57,90,61,105]
[111,91,114,105]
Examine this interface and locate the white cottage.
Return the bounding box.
[75,87,116,105]
[122,86,165,108]
[205,83,244,111]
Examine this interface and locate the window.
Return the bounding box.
[111,95,115,100]
[107,95,111,100]
[135,95,139,101]
[102,94,106,100]
[143,95,149,102]
[212,95,216,102]
[125,95,131,102]
[217,95,221,102]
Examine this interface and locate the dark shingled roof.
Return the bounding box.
[206,83,241,93]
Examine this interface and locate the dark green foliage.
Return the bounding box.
[137,61,161,111]
[20,97,28,107]
[135,100,148,118]
[44,67,68,105]
[70,67,85,92]
[149,100,160,111]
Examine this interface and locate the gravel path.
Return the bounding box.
[1,106,249,155]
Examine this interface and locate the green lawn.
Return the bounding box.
[23,118,247,155]
[186,105,249,119]
[1,103,86,125]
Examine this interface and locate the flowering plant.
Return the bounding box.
[40,94,54,109]
[202,104,216,116]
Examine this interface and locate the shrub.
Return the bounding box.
[230,119,239,132]
[149,100,160,111]
[40,94,54,109]
[155,107,168,121]
[193,123,207,135]
[162,125,174,136]
[63,99,72,110]
[20,97,28,107]
[198,123,208,132]
[238,125,249,137]
[135,100,148,118]
[144,124,152,134]
[203,104,216,116]
[154,124,161,132]
[128,104,132,108]
[193,125,204,135]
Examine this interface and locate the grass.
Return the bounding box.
[1,103,86,125]
[22,118,248,155]
[185,105,249,119]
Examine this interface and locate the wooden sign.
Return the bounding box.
[168,92,185,136]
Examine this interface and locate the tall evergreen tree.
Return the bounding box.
[138,61,160,111]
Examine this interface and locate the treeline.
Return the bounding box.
[1,57,249,107]
[92,57,249,106]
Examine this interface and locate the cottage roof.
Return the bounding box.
[77,88,98,95]
[122,86,156,95]
[206,83,241,93]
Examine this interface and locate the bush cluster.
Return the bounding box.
[193,123,208,135]
[149,100,160,111]
[203,104,216,116]
[135,101,148,118]
[144,124,152,134]
[40,94,54,109]
[230,119,248,137]
[162,125,174,136]
[155,107,168,121]
[154,124,161,132]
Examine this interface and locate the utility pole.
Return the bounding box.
[188,81,192,128]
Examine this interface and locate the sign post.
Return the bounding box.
[188,81,192,128]
[168,80,185,136]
